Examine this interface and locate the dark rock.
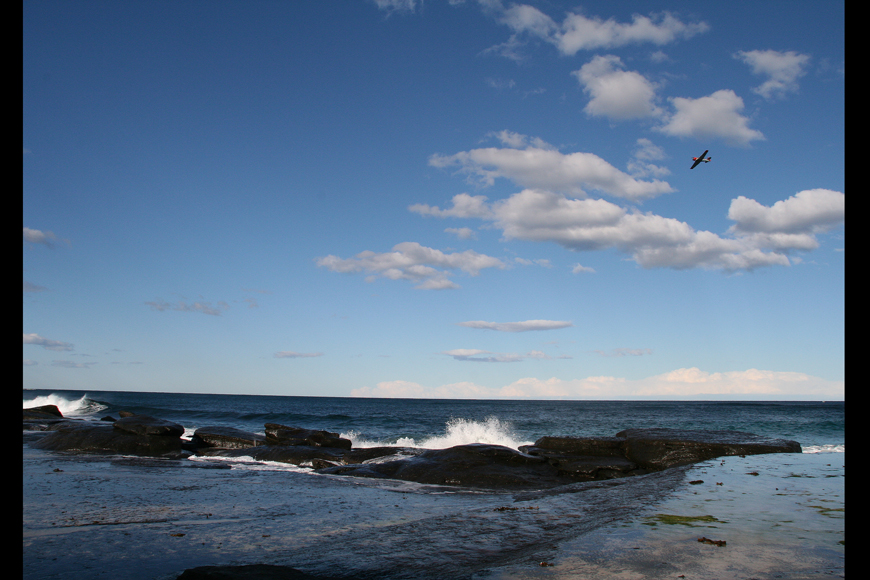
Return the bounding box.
[23,404,63,418]
[264,423,351,450]
[320,429,801,490]
[31,420,183,457]
[113,415,185,437]
[616,428,801,470]
[319,443,569,489]
[100,416,116,422]
[341,446,419,464]
[523,436,625,457]
[191,426,266,449]
[23,405,66,430]
[198,445,348,466]
[176,564,343,579]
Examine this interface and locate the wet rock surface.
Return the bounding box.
[23,406,801,490]
[192,426,267,449]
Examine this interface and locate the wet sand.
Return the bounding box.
[23,441,843,580]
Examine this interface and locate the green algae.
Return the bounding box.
[642,514,725,527]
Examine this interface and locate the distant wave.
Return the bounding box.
[802,444,844,453]
[23,393,108,417]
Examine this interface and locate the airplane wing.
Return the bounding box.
[690,150,709,169]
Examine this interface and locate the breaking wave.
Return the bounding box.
[344,416,532,450]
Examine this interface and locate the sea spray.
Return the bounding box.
[22,393,107,418]
[343,416,532,450]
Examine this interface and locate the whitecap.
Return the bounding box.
[22,393,107,418]
[802,444,845,453]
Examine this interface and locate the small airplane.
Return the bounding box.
[690,150,711,169]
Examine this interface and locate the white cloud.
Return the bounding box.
[445,227,477,240]
[411,185,844,272]
[23,333,74,351]
[573,55,662,121]
[488,5,709,56]
[571,263,595,274]
[655,89,765,147]
[351,368,844,400]
[409,193,494,219]
[315,241,506,289]
[728,189,845,235]
[372,0,419,15]
[428,137,675,201]
[735,49,811,100]
[274,351,324,359]
[556,11,709,54]
[23,227,58,247]
[628,138,671,178]
[457,319,573,332]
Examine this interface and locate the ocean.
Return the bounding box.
[23,390,844,579]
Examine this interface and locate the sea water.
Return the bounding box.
[23,390,844,579]
[22,389,844,452]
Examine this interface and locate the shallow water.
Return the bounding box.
[23,441,843,580]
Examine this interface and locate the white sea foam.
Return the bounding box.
[344,416,533,450]
[187,454,309,473]
[802,444,845,453]
[23,393,107,417]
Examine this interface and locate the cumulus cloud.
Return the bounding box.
[728,189,845,235]
[457,319,573,332]
[655,90,765,147]
[350,368,843,400]
[315,241,506,289]
[486,4,709,56]
[427,136,675,201]
[145,299,230,316]
[23,333,74,351]
[735,49,811,100]
[573,55,662,121]
[411,185,844,272]
[274,351,324,359]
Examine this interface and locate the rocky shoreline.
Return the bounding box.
[24,404,801,491]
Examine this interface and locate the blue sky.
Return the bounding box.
[23,0,844,399]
